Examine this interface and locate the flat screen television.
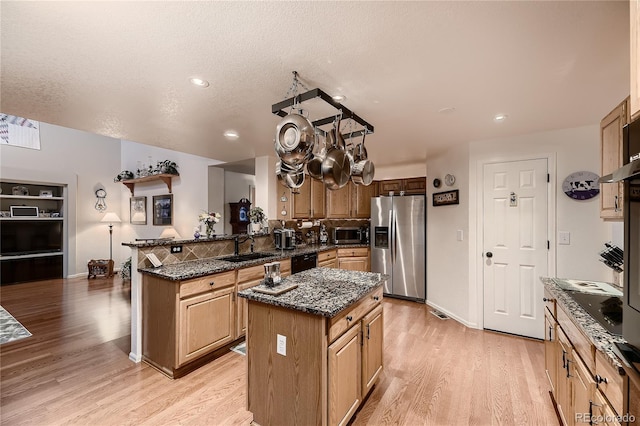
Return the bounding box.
[0,220,63,256]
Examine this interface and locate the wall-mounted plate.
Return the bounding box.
[562,171,600,200]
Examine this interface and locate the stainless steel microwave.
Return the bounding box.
[333,227,363,245]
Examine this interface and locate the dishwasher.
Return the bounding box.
[291,252,317,274]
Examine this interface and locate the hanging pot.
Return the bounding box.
[306,133,326,180]
[354,131,369,162]
[276,161,305,190]
[275,113,315,166]
[321,118,351,190]
[351,160,375,186]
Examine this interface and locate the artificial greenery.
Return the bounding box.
[121,257,132,280]
[249,206,266,223]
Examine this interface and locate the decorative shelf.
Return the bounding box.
[120,174,178,195]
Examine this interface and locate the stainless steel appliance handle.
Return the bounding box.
[394,212,398,264]
[388,209,394,261]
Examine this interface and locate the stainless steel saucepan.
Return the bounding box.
[275,113,315,166]
[306,132,326,180]
[321,117,351,190]
[276,160,305,190]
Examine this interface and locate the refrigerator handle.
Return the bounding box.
[393,212,398,264]
[388,209,394,261]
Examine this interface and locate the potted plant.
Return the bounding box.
[249,207,266,233]
[156,160,179,175]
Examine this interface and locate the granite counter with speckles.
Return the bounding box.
[138,244,368,281]
[541,277,625,371]
[238,268,386,318]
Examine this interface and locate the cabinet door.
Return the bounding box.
[237,278,262,338]
[352,182,376,218]
[379,179,403,196]
[361,304,383,398]
[600,99,628,220]
[592,390,622,426]
[178,286,235,366]
[338,257,369,272]
[544,311,558,394]
[310,178,326,218]
[328,324,362,426]
[403,177,426,195]
[327,183,352,218]
[570,349,595,426]
[292,179,312,219]
[319,259,338,268]
[556,329,571,426]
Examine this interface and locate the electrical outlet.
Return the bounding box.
[170,245,182,253]
[277,334,286,356]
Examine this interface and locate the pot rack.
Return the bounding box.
[271,87,375,139]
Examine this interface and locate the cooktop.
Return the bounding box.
[565,290,623,335]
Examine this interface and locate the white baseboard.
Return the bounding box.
[67,268,121,279]
[426,300,479,329]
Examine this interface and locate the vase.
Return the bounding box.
[206,224,215,238]
[251,222,262,234]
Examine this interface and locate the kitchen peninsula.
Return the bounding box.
[239,268,385,426]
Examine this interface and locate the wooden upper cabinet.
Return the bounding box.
[292,178,325,219]
[352,182,376,218]
[327,182,352,218]
[600,98,629,220]
[631,0,639,120]
[378,177,426,196]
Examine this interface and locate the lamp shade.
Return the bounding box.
[159,227,181,239]
[101,212,121,224]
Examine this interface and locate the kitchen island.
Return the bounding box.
[238,268,386,426]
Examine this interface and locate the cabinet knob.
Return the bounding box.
[209,281,215,286]
[373,296,380,301]
[543,297,554,302]
[346,315,353,322]
[595,375,608,385]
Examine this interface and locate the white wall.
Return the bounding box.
[119,140,223,248]
[0,122,121,276]
[375,162,427,180]
[208,166,225,233]
[255,156,278,221]
[425,144,471,325]
[223,171,255,235]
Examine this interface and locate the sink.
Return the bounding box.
[220,252,276,263]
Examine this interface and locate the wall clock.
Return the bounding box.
[562,171,600,200]
[433,178,441,188]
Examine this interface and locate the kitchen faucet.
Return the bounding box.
[234,234,254,255]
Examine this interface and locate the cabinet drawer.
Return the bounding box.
[329,287,383,343]
[180,270,236,299]
[317,250,337,263]
[557,305,595,373]
[337,248,369,258]
[595,350,625,415]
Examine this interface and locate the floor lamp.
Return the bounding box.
[101,212,121,277]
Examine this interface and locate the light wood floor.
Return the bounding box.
[0,276,558,425]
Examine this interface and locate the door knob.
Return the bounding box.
[486,252,493,258]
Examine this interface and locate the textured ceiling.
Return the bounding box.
[0,1,630,168]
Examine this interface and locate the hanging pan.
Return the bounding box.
[321,115,352,190]
[275,111,315,166]
[351,130,375,186]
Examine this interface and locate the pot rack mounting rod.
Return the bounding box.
[271,88,374,139]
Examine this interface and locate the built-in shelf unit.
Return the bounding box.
[0,180,66,285]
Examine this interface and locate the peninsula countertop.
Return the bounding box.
[238,268,387,318]
[541,277,626,370]
[138,244,369,281]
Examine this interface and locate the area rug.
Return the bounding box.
[0,306,32,344]
[230,341,246,356]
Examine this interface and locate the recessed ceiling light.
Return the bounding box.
[493,114,508,123]
[438,107,456,114]
[223,130,239,140]
[332,95,346,102]
[190,77,210,88]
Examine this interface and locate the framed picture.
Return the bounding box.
[432,189,459,207]
[130,196,147,225]
[39,190,53,197]
[153,194,173,226]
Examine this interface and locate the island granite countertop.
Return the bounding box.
[238,268,387,318]
[541,277,626,371]
[138,244,369,281]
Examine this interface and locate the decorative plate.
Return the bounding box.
[433,178,441,188]
[562,171,600,200]
[444,174,455,186]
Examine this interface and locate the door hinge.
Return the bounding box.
[547,173,550,183]
[547,240,550,250]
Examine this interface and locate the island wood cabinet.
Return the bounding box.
[600,97,630,220]
[142,270,236,378]
[292,178,326,219]
[247,285,383,426]
[543,288,625,425]
[327,181,377,219]
[337,247,370,272]
[236,259,290,338]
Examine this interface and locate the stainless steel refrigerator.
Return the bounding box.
[370,195,426,301]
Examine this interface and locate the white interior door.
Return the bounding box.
[483,158,548,339]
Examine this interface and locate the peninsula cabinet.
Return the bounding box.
[142,270,236,378]
[600,97,629,220]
